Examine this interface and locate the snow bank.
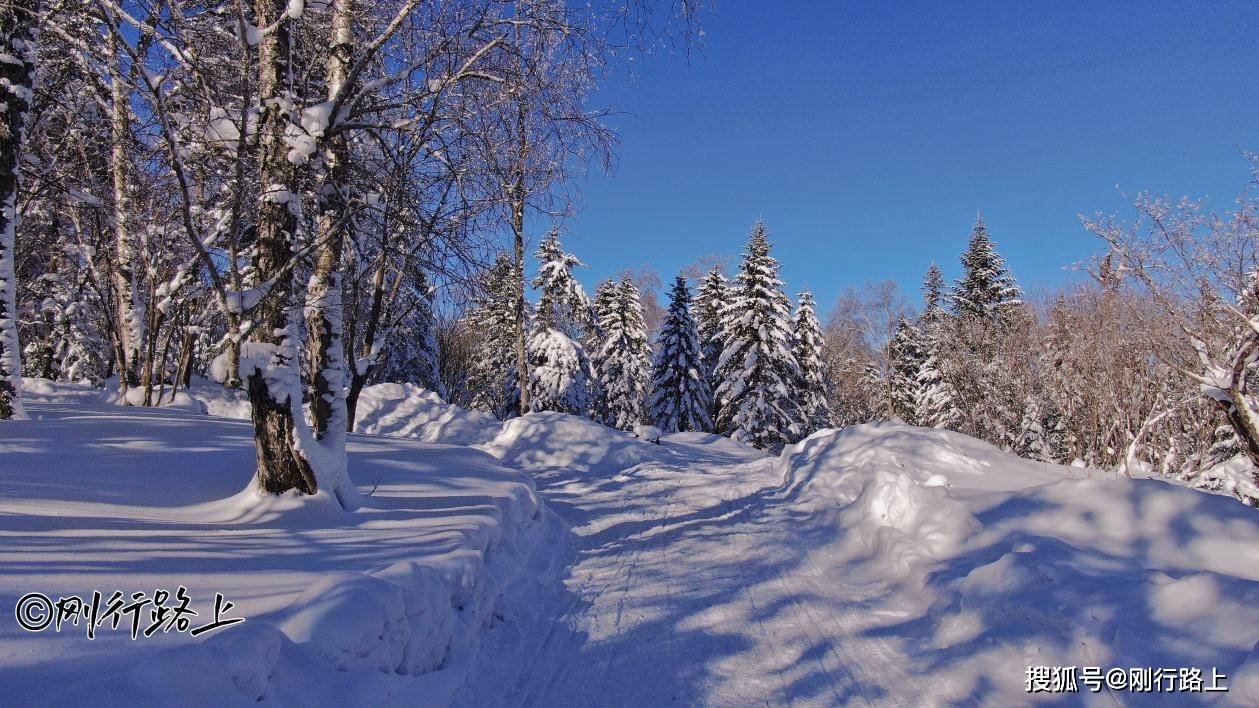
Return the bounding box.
[352,382,500,446]
[0,401,548,706]
[483,411,658,473]
[777,422,1259,703]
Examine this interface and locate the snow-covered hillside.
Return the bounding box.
[2,384,1258,706]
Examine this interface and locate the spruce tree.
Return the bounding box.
[533,229,593,334]
[949,216,1025,445]
[916,263,961,429]
[790,290,832,437]
[887,316,924,424]
[528,231,595,415]
[467,254,524,418]
[694,267,729,421]
[951,214,1022,320]
[650,275,713,433]
[714,220,801,449]
[594,275,651,430]
[376,267,444,397]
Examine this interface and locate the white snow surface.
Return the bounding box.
[2,383,1259,706]
[0,385,545,706]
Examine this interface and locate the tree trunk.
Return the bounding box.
[248,0,314,495]
[106,25,142,394]
[0,0,39,421]
[345,247,391,432]
[512,93,529,415]
[175,328,195,389]
[307,0,353,438]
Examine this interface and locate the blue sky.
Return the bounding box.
[544,0,1257,315]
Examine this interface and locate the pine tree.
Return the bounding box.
[694,267,728,403]
[376,268,444,397]
[790,290,832,437]
[714,221,801,449]
[949,215,1025,446]
[527,328,596,415]
[533,229,592,333]
[650,275,712,433]
[916,263,961,429]
[1015,395,1051,461]
[467,255,525,419]
[528,230,595,415]
[951,214,1022,320]
[887,316,924,424]
[922,261,947,323]
[593,275,651,430]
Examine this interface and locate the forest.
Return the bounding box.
[1,1,1256,508]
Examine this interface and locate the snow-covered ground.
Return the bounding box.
[0,381,545,705]
[3,381,1259,705]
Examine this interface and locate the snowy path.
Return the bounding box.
[455,439,925,707]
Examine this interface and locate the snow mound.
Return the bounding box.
[353,383,500,446]
[837,469,978,577]
[775,422,1259,703]
[484,412,658,473]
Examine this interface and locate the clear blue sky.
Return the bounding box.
[550,0,1257,315]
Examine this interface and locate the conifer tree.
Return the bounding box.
[533,229,592,334]
[951,214,1023,320]
[467,255,525,419]
[916,263,961,429]
[1015,395,1051,461]
[376,268,444,397]
[650,275,712,433]
[694,267,729,421]
[528,231,595,415]
[887,316,925,424]
[714,221,801,449]
[948,216,1025,445]
[594,275,651,429]
[790,290,832,437]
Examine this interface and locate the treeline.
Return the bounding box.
[446,181,1258,506]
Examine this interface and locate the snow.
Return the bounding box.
[3,385,1258,705]
[352,383,499,446]
[0,391,545,705]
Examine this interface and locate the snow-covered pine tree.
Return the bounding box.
[694,267,729,422]
[593,275,651,430]
[528,230,595,415]
[1015,395,1051,461]
[585,277,617,416]
[467,255,525,419]
[915,263,961,429]
[533,229,593,334]
[591,278,618,336]
[790,290,832,437]
[375,267,444,397]
[950,214,1023,321]
[714,221,802,449]
[949,216,1025,446]
[650,274,712,433]
[887,316,925,424]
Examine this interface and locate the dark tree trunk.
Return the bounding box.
[248,0,313,494]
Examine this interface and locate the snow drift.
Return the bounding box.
[777,423,1259,703]
[0,394,549,706]
[351,382,500,446]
